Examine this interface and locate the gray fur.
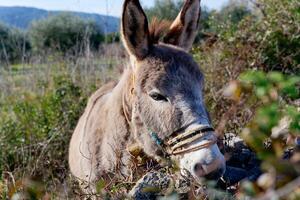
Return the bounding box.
[68,0,224,191]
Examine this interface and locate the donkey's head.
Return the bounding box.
[122,0,225,181]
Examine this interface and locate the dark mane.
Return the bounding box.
[149,18,172,44]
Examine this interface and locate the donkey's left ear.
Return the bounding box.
[163,0,201,51]
[121,0,150,60]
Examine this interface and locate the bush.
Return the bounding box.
[0,48,123,198]
[1,74,84,157]
[29,13,104,55]
[206,2,251,35]
[194,0,299,126]
[219,0,251,25]
[193,0,299,197]
[0,73,88,198]
[254,0,300,74]
[236,71,300,198]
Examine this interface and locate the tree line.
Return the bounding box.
[0,13,106,64]
[0,0,252,65]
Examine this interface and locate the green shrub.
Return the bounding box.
[0,74,87,196]
[204,1,251,35]
[193,0,299,197]
[0,53,121,198]
[255,0,300,74]
[193,0,299,128]
[233,71,300,198]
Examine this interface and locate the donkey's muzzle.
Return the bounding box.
[176,124,225,181]
[193,157,225,180]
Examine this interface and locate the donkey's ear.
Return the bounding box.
[163,0,201,51]
[121,0,150,60]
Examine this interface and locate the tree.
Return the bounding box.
[145,0,183,21]
[219,0,252,24]
[0,23,30,65]
[203,0,252,35]
[29,13,104,55]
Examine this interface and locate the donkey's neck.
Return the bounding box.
[94,67,136,177]
[113,67,134,128]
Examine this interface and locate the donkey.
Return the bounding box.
[69,0,225,191]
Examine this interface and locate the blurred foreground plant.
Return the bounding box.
[227,70,300,199]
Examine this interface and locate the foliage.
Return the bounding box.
[0,48,123,198]
[240,71,299,145]
[0,75,86,198]
[235,71,300,198]
[0,23,30,65]
[206,1,251,34]
[193,0,300,198]
[0,6,120,33]
[29,13,104,55]
[194,0,299,129]
[219,0,252,25]
[106,32,120,43]
[254,0,300,74]
[145,0,183,21]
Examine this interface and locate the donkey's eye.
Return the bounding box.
[149,92,168,102]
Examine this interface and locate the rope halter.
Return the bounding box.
[150,125,217,156]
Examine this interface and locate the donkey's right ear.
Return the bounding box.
[121,0,150,60]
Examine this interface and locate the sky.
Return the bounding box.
[0,0,228,17]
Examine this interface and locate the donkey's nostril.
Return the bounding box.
[191,157,225,179]
[193,163,205,177]
[194,163,203,172]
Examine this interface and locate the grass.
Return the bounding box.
[0,45,126,199]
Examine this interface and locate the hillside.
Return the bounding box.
[0,6,120,33]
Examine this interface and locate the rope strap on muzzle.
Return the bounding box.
[150,125,217,156]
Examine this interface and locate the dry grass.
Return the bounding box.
[0,44,129,199]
